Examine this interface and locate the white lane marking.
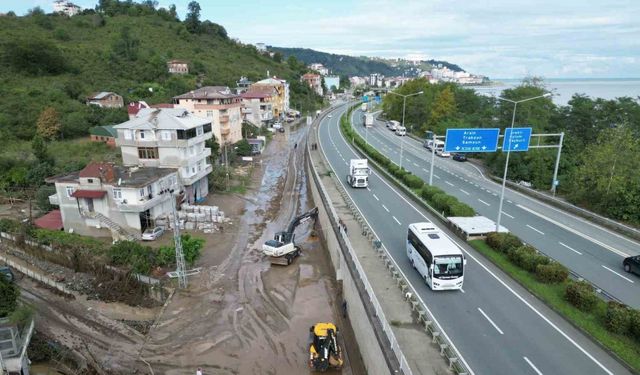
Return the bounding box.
[478,199,490,206]
[382,204,390,212]
[393,216,402,225]
[327,107,613,375]
[367,187,372,192]
[445,181,455,187]
[460,288,465,293]
[373,194,380,201]
[524,357,543,375]
[501,211,514,219]
[527,225,545,235]
[559,242,582,255]
[422,168,429,172]
[413,162,419,167]
[460,189,470,195]
[507,200,513,204]
[478,308,504,335]
[602,265,635,283]
[434,174,441,179]
[517,204,629,258]
[492,193,498,197]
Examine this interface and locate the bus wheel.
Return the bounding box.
[410,259,415,269]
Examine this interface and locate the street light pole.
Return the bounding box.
[495,93,551,232]
[388,90,423,169]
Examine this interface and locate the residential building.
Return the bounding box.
[324,75,340,92]
[87,91,124,108]
[241,91,274,127]
[255,43,267,52]
[113,108,213,203]
[53,0,81,16]
[309,63,329,76]
[1,317,34,375]
[301,73,323,96]
[349,76,367,87]
[235,76,253,94]
[47,162,180,239]
[173,86,242,145]
[167,59,189,74]
[89,125,117,147]
[127,101,174,119]
[252,77,290,118]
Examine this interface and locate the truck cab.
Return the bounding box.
[347,159,370,188]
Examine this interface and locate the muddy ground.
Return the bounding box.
[15,124,365,374]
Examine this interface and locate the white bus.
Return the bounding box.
[407,222,465,290]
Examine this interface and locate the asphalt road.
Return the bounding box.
[350,109,640,308]
[318,103,632,375]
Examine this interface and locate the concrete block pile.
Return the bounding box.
[155,204,228,233]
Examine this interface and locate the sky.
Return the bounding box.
[4,0,640,79]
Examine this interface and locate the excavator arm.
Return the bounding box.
[284,207,318,239]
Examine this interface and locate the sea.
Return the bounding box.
[469,78,640,106]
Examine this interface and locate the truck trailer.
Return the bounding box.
[347,159,370,188]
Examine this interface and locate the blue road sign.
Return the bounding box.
[375,95,381,103]
[503,127,532,152]
[445,128,500,153]
[362,95,369,103]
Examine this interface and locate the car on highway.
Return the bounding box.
[452,153,467,162]
[436,149,450,157]
[142,227,164,241]
[0,266,15,283]
[623,255,640,275]
[328,114,332,118]
[395,126,406,136]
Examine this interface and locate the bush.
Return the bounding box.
[565,281,599,312]
[420,185,445,201]
[485,232,523,254]
[0,218,22,235]
[630,309,640,342]
[509,245,549,272]
[536,261,569,283]
[605,301,632,334]
[109,241,155,274]
[0,277,19,318]
[403,174,424,189]
[449,201,475,217]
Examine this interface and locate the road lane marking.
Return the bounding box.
[413,162,419,167]
[460,288,465,293]
[433,174,441,179]
[382,204,390,212]
[422,168,428,172]
[478,199,490,206]
[517,204,629,258]
[373,194,380,201]
[478,308,504,335]
[527,225,545,235]
[393,216,402,225]
[507,200,513,204]
[559,242,582,255]
[524,357,543,375]
[366,187,371,192]
[501,211,514,219]
[602,265,635,283]
[445,181,455,187]
[459,189,470,195]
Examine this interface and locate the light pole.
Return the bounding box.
[495,93,551,232]
[388,90,423,169]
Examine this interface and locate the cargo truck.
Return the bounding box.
[346,159,370,188]
[364,114,374,127]
[361,103,367,112]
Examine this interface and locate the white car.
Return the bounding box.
[272,122,282,130]
[328,114,333,118]
[436,149,451,157]
[142,227,164,241]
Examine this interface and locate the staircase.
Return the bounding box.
[81,210,140,241]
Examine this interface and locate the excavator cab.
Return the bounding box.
[273,231,294,245]
[308,323,344,372]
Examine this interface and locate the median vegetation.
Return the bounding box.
[339,106,475,217]
[471,232,640,371]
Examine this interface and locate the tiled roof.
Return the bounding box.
[173,86,239,100]
[34,210,63,231]
[113,108,210,131]
[71,190,107,199]
[79,162,116,182]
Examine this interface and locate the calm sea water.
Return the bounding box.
[470,78,640,106]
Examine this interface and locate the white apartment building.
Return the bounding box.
[47,162,179,239]
[241,91,274,127]
[173,86,242,145]
[309,63,329,76]
[114,108,213,204]
[53,0,81,16]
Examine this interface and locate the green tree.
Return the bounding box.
[111,26,140,61]
[36,107,61,140]
[234,139,252,156]
[31,135,51,164]
[35,185,56,213]
[182,234,204,265]
[169,4,178,19]
[3,39,69,75]
[0,276,19,318]
[206,135,220,159]
[428,86,456,133]
[273,52,283,63]
[184,1,201,33]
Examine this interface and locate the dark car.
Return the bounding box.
[452,153,467,162]
[0,266,15,283]
[623,255,640,275]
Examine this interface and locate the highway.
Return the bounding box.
[317,103,631,375]
[350,108,640,308]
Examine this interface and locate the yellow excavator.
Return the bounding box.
[308,322,344,372]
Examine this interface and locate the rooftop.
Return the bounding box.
[113,108,210,131]
[173,86,239,100]
[50,163,176,188]
[88,91,118,100]
[89,125,117,138]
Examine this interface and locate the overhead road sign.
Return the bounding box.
[503,127,532,152]
[362,95,369,103]
[445,128,500,153]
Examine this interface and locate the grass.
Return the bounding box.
[469,240,640,371]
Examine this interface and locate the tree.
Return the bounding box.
[31,135,51,164]
[234,139,252,156]
[428,86,456,133]
[184,1,201,34]
[273,52,283,63]
[169,4,177,19]
[36,107,61,140]
[4,39,69,75]
[111,26,140,61]
[206,135,220,159]
[0,276,19,318]
[181,234,204,265]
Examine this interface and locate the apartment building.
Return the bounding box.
[114,108,213,204]
[241,91,274,127]
[173,86,242,145]
[301,73,324,96]
[47,162,179,239]
[251,78,290,119]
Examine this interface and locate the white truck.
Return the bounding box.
[364,114,374,127]
[347,159,370,188]
[361,103,367,112]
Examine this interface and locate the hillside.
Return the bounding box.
[0,4,319,143]
[269,46,464,77]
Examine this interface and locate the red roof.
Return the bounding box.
[128,101,149,116]
[34,210,63,231]
[150,103,175,109]
[71,190,107,199]
[79,162,116,182]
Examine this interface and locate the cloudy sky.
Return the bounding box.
[6,0,640,78]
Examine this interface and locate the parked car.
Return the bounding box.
[272,122,282,130]
[0,266,15,283]
[623,255,640,275]
[142,227,164,241]
[452,153,467,162]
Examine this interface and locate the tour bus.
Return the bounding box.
[407,222,465,290]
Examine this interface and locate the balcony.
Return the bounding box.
[220,114,230,123]
[181,164,213,186]
[180,148,211,167]
[48,194,59,206]
[221,127,230,136]
[116,190,173,213]
[116,138,160,147]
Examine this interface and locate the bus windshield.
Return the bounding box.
[433,256,463,279]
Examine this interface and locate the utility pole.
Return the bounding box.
[170,194,188,288]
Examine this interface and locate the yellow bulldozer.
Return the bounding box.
[308,322,344,372]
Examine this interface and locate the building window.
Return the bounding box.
[161,131,171,141]
[197,126,203,136]
[138,147,159,159]
[113,188,122,200]
[139,130,145,139]
[176,128,197,140]
[147,185,153,196]
[65,186,75,198]
[206,110,213,117]
[203,123,212,133]
[139,188,145,198]
[124,130,133,140]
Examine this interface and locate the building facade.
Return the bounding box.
[324,75,340,92]
[167,59,189,74]
[173,86,242,145]
[301,73,323,96]
[89,125,117,147]
[241,91,274,127]
[308,63,329,76]
[252,78,289,119]
[114,108,213,204]
[87,92,124,108]
[53,0,81,16]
